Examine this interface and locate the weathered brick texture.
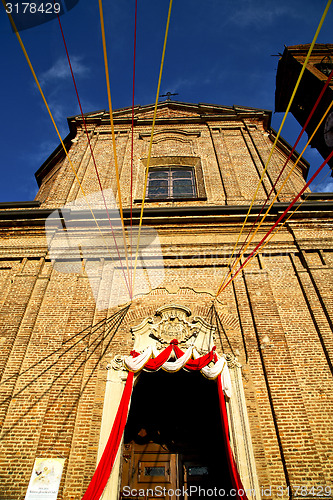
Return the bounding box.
[0,102,332,499]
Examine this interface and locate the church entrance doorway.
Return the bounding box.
[120,369,233,500]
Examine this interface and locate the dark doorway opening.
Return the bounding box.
[120,369,233,500]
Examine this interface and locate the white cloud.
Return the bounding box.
[40,56,90,87]
[48,100,67,124]
[17,177,39,201]
[167,66,227,93]
[315,180,333,193]
[75,98,101,115]
[23,139,59,166]
[167,76,198,92]
[227,0,300,27]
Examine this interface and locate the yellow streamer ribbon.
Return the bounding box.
[215,0,332,298]
[2,0,130,295]
[220,98,333,292]
[132,0,173,296]
[98,0,132,296]
[235,168,332,279]
[218,97,333,295]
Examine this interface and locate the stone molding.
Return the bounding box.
[100,306,260,500]
[130,304,215,353]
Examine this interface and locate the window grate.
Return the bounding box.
[146,167,196,200]
[314,56,333,77]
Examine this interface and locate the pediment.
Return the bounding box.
[131,304,215,354]
[138,106,201,120]
[139,129,201,141]
[68,102,270,124]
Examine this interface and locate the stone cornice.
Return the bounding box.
[0,200,332,226]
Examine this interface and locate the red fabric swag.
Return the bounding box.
[172,343,216,370]
[144,344,173,370]
[217,375,248,500]
[184,348,216,370]
[82,341,246,500]
[81,371,134,500]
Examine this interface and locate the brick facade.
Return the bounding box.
[0,101,332,499]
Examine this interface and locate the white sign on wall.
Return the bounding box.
[25,458,65,500]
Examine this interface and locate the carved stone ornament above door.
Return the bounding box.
[131,304,215,354]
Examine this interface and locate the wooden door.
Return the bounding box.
[121,443,178,500]
[120,370,233,499]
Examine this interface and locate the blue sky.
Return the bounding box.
[1,0,333,202]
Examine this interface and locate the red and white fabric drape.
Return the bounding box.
[81,339,248,500]
[124,339,232,398]
[81,370,134,500]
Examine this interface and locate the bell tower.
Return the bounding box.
[275,43,333,171]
